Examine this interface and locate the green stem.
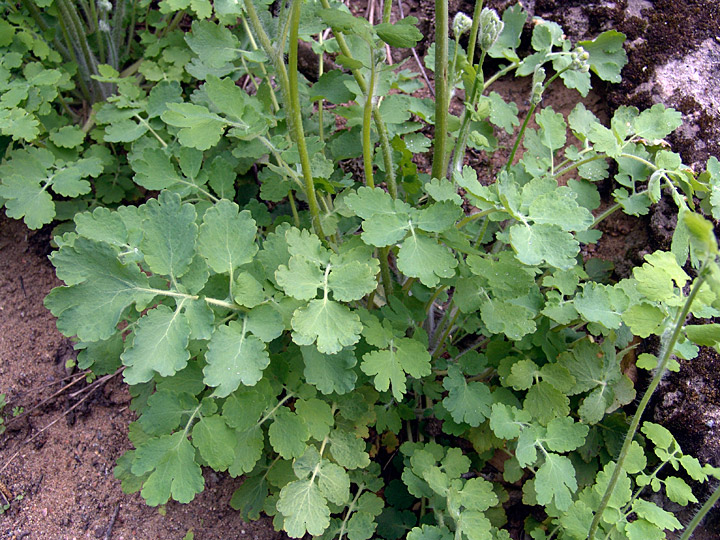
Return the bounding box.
[382,0,392,23]
[424,285,447,312]
[506,101,536,170]
[679,481,720,540]
[591,202,622,229]
[466,0,484,66]
[244,0,326,240]
[363,48,377,188]
[288,190,301,228]
[239,15,280,112]
[587,267,709,539]
[433,307,460,359]
[287,0,325,239]
[318,0,397,198]
[455,209,496,229]
[431,0,449,180]
[379,246,394,296]
[506,69,566,170]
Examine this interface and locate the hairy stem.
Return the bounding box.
[587,267,709,539]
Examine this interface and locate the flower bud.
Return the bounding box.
[479,8,503,51]
[98,0,112,12]
[452,12,473,39]
[570,46,590,72]
[530,67,545,105]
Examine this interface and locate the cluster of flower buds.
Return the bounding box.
[479,8,503,52]
[452,12,473,40]
[98,0,112,12]
[570,46,591,73]
[530,67,546,105]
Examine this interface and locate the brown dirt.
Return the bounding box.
[0,216,280,540]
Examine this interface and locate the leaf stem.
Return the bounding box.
[587,265,709,539]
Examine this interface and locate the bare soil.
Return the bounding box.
[1,1,719,539]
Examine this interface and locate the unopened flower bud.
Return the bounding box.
[530,67,545,104]
[570,46,590,72]
[98,20,111,32]
[479,8,503,51]
[98,0,112,12]
[452,12,473,39]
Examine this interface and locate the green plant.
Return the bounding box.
[32,1,720,539]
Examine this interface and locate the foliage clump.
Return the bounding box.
[3,1,720,538]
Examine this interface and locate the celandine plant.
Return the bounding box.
[26,0,720,538]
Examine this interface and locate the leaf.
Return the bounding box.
[481,299,536,341]
[141,192,197,278]
[317,461,351,505]
[535,107,567,151]
[509,224,579,270]
[45,239,155,341]
[198,200,258,274]
[277,479,331,538]
[488,3,527,59]
[574,283,628,329]
[276,257,324,300]
[397,233,457,287]
[204,319,270,396]
[301,345,358,395]
[139,390,198,435]
[295,398,334,441]
[162,102,227,151]
[534,453,577,510]
[632,499,682,531]
[49,125,85,148]
[376,18,422,48]
[269,408,310,459]
[185,19,240,68]
[0,174,55,229]
[524,381,570,425]
[442,366,492,427]
[310,70,355,104]
[361,338,432,400]
[460,477,498,512]
[230,476,268,521]
[192,414,236,471]
[664,476,697,505]
[329,429,370,470]
[544,417,589,452]
[228,427,265,476]
[122,305,191,385]
[633,104,683,140]
[132,148,183,190]
[578,30,628,83]
[489,403,530,440]
[291,298,363,354]
[328,261,378,301]
[528,189,593,231]
[132,432,204,505]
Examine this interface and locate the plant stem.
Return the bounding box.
[587,267,709,539]
[244,0,326,240]
[679,481,720,540]
[363,48,377,189]
[506,68,566,170]
[379,246,394,296]
[466,0,484,66]
[431,0,449,180]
